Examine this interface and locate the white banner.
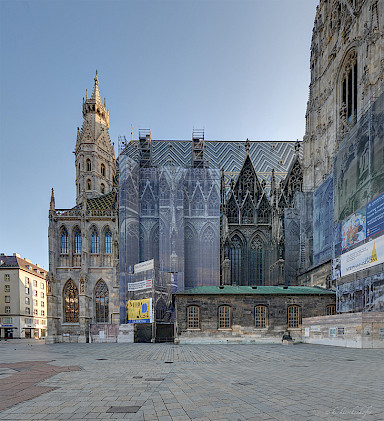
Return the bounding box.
[340,235,384,276]
[134,259,154,274]
[127,279,152,291]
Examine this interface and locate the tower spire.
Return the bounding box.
[50,188,55,210]
[90,70,102,105]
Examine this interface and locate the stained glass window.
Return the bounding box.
[74,227,81,254]
[64,280,79,323]
[91,228,99,253]
[230,235,242,285]
[250,238,263,285]
[95,280,109,323]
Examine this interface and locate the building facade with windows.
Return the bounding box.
[0,253,47,339]
[173,286,336,344]
[46,73,119,343]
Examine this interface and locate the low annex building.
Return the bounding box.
[174,286,335,344]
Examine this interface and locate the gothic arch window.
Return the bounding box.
[230,234,243,285]
[86,159,92,172]
[63,280,79,323]
[227,196,239,224]
[155,298,167,321]
[101,164,105,177]
[104,228,112,254]
[100,183,105,194]
[159,176,170,205]
[191,187,205,216]
[184,225,197,289]
[241,195,254,224]
[73,227,81,254]
[257,197,271,223]
[208,188,219,217]
[60,227,68,254]
[87,179,91,191]
[340,50,358,126]
[201,226,216,284]
[141,187,156,216]
[250,237,263,285]
[151,225,159,261]
[94,280,109,323]
[91,227,99,254]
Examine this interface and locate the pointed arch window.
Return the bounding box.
[257,198,270,223]
[91,228,99,254]
[208,189,219,217]
[227,197,239,224]
[105,229,112,254]
[63,280,79,323]
[191,189,205,216]
[141,187,156,216]
[87,159,92,172]
[95,280,109,323]
[74,227,81,254]
[60,228,68,254]
[250,237,263,285]
[341,50,358,125]
[101,164,105,177]
[87,179,91,191]
[241,196,254,224]
[230,235,243,285]
[100,183,105,194]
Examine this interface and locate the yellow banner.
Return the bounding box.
[127,298,152,323]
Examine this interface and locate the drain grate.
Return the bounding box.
[145,378,165,381]
[164,361,173,364]
[107,406,141,413]
[234,381,253,386]
[96,358,107,360]
[133,376,143,379]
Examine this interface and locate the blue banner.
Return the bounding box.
[367,191,384,237]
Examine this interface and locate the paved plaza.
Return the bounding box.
[0,340,383,420]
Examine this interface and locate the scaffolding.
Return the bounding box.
[139,129,152,168]
[191,129,205,168]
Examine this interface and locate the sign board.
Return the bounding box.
[127,298,153,324]
[127,279,152,291]
[134,259,154,274]
[304,328,310,337]
[329,328,336,338]
[379,328,384,339]
[340,235,384,276]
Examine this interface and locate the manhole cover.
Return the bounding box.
[145,378,165,381]
[107,406,141,413]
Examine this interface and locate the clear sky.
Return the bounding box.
[0,0,318,270]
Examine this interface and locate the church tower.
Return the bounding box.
[75,72,116,204]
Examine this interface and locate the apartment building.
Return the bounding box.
[0,253,47,339]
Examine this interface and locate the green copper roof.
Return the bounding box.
[175,286,335,295]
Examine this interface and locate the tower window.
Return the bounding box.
[87,159,92,172]
[101,164,105,176]
[91,228,99,254]
[340,51,357,126]
[61,228,68,254]
[74,227,81,254]
[105,229,112,254]
[101,183,105,194]
[87,179,91,191]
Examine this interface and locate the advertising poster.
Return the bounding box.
[340,235,384,276]
[127,298,153,324]
[341,207,366,252]
[367,192,384,237]
[127,279,152,291]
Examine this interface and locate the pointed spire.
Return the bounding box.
[295,139,300,155]
[50,188,55,210]
[90,70,102,105]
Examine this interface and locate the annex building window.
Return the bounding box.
[5,306,10,314]
[5,296,10,303]
[255,305,268,328]
[218,305,231,329]
[187,306,200,329]
[95,280,109,323]
[63,280,79,323]
[4,285,10,292]
[4,274,10,281]
[326,305,336,315]
[288,305,301,328]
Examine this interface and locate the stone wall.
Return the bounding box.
[302,312,384,348]
[175,292,335,344]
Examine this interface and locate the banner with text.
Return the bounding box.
[127,298,153,324]
[340,235,384,276]
[127,279,152,291]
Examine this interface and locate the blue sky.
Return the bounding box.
[0,0,318,269]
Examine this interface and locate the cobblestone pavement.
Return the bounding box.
[0,340,383,420]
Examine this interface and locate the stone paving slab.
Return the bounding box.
[0,340,383,420]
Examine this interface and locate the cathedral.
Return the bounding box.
[47,0,384,343]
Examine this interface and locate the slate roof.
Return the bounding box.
[0,255,47,277]
[175,286,335,295]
